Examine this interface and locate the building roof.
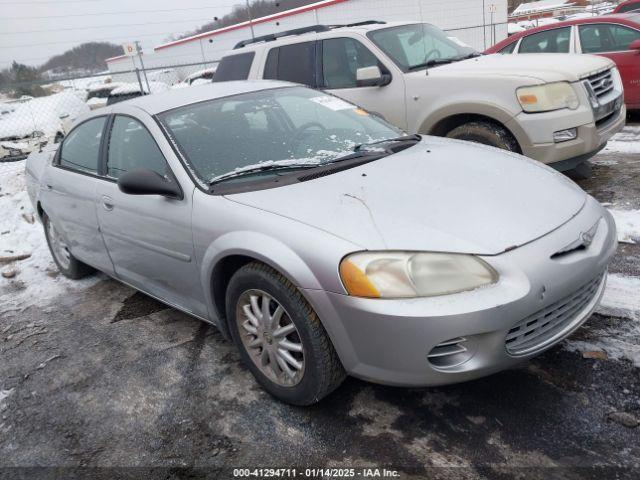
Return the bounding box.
[153,0,349,51]
[512,0,574,16]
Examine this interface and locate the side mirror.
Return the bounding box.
[630,39,640,52]
[117,169,182,199]
[356,66,392,87]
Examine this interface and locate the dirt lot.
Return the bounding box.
[1,120,639,479]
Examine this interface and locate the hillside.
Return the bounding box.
[40,42,122,73]
[177,0,316,40]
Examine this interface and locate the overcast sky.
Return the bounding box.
[0,0,238,68]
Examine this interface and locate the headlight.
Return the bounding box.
[517,82,579,113]
[339,252,499,299]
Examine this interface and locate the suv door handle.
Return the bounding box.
[101,195,114,211]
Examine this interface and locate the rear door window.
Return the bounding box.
[518,27,572,53]
[262,42,317,87]
[59,117,106,174]
[213,52,255,82]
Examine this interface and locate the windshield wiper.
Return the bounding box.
[408,52,481,71]
[354,134,421,152]
[209,163,318,185]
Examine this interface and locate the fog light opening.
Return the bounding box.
[553,128,578,143]
[427,337,473,369]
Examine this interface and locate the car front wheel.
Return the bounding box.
[446,120,519,152]
[43,212,94,279]
[226,262,345,405]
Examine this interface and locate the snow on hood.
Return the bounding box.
[225,138,587,255]
[429,53,614,83]
[0,92,88,140]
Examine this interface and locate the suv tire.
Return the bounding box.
[226,262,346,405]
[446,121,519,152]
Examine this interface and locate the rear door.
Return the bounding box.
[94,113,206,317]
[40,116,114,273]
[577,22,640,107]
[319,37,407,130]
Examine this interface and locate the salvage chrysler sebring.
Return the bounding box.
[25,81,617,405]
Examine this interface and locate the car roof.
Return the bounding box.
[488,13,640,52]
[99,80,294,116]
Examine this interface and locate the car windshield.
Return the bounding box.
[368,23,478,72]
[158,86,404,185]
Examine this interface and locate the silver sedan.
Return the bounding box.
[26,81,617,405]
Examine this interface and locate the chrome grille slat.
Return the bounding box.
[505,273,604,355]
[585,69,614,98]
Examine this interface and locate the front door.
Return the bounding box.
[94,114,206,317]
[320,37,408,130]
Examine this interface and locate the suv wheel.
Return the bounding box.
[446,121,519,152]
[43,213,94,279]
[226,262,345,405]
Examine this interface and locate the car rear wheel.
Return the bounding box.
[43,213,94,279]
[226,262,345,405]
[446,121,519,152]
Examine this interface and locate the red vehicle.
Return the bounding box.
[486,14,640,110]
[614,0,640,14]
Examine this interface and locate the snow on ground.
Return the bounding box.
[599,125,640,157]
[0,161,99,314]
[609,209,640,244]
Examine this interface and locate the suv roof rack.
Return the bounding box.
[233,20,385,49]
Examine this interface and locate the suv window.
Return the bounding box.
[263,42,316,87]
[322,38,383,89]
[214,52,255,82]
[107,116,167,179]
[59,117,106,174]
[579,24,640,53]
[519,27,571,53]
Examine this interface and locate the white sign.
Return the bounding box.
[122,42,138,57]
[309,96,354,111]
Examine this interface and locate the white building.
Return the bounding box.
[107,0,508,81]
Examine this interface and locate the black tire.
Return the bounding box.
[42,212,94,280]
[567,161,592,180]
[226,262,346,405]
[446,121,520,152]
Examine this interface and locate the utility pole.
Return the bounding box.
[135,41,151,94]
[245,0,255,40]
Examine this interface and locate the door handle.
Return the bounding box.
[45,184,53,191]
[101,195,114,211]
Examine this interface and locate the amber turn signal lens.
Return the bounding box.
[339,259,381,298]
[518,94,537,105]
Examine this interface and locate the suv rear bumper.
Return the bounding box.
[507,103,626,170]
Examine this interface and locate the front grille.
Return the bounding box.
[505,272,605,356]
[585,69,615,99]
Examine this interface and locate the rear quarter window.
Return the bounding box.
[213,52,255,82]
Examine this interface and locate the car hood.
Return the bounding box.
[428,53,614,83]
[225,138,587,255]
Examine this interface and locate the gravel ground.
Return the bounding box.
[1,120,639,479]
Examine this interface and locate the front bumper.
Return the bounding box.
[304,197,617,387]
[507,97,626,170]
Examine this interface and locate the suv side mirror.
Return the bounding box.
[117,169,182,199]
[356,66,392,87]
[630,39,640,52]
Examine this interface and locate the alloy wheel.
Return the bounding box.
[235,289,305,387]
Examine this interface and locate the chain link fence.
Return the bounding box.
[0,61,217,162]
